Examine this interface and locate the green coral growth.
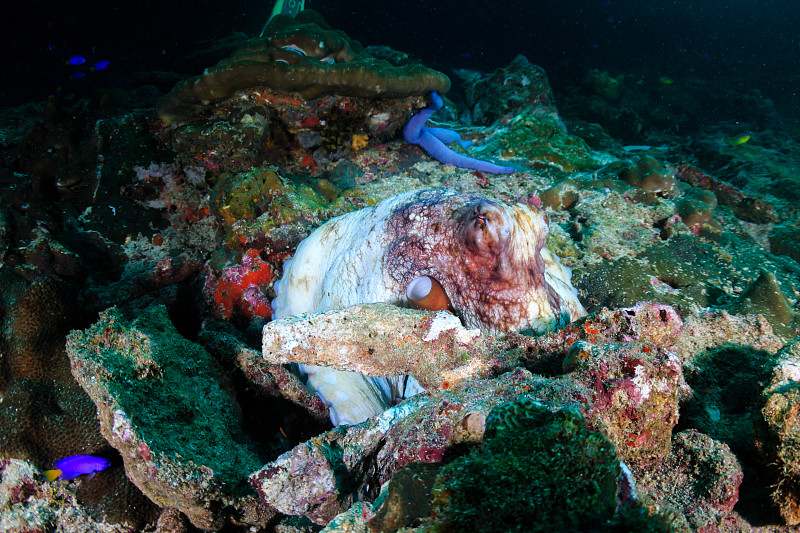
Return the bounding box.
[209,166,350,253]
[498,114,602,172]
[428,398,668,532]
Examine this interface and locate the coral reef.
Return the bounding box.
[155,10,451,176]
[203,248,276,322]
[0,272,159,529]
[157,10,450,124]
[3,32,800,532]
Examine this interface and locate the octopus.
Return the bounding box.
[271,189,585,425]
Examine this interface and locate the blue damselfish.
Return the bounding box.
[44,455,110,481]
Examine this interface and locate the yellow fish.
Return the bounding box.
[659,76,674,85]
[726,134,751,146]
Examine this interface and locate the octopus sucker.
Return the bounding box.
[270,189,585,425]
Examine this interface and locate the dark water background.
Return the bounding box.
[3,0,799,121]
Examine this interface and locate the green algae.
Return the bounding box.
[576,229,800,335]
[495,114,604,172]
[576,233,720,316]
[680,345,777,454]
[210,166,360,253]
[71,305,263,497]
[428,398,668,532]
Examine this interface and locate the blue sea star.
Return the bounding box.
[403,91,515,174]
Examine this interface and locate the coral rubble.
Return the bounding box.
[2,17,800,532]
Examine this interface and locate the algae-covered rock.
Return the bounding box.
[762,378,800,525]
[209,166,356,253]
[564,340,684,465]
[495,113,604,172]
[428,398,668,532]
[618,155,677,194]
[630,430,745,531]
[66,305,273,530]
[761,338,800,525]
[730,271,798,339]
[463,54,560,126]
[576,229,800,337]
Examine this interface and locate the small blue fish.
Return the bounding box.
[44,455,110,481]
[92,60,110,71]
[71,71,86,80]
[66,55,86,66]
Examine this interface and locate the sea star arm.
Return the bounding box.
[425,126,472,148]
[403,91,514,174]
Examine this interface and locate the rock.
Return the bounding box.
[261,303,495,390]
[66,306,273,530]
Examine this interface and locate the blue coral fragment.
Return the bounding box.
[403,91,514,174]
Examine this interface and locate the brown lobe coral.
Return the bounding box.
[157,9,450,125]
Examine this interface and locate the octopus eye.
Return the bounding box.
[460,200,510,253]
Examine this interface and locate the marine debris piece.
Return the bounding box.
[157,9,450,125]
[403,91,515,174]
[270,189,585,425]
